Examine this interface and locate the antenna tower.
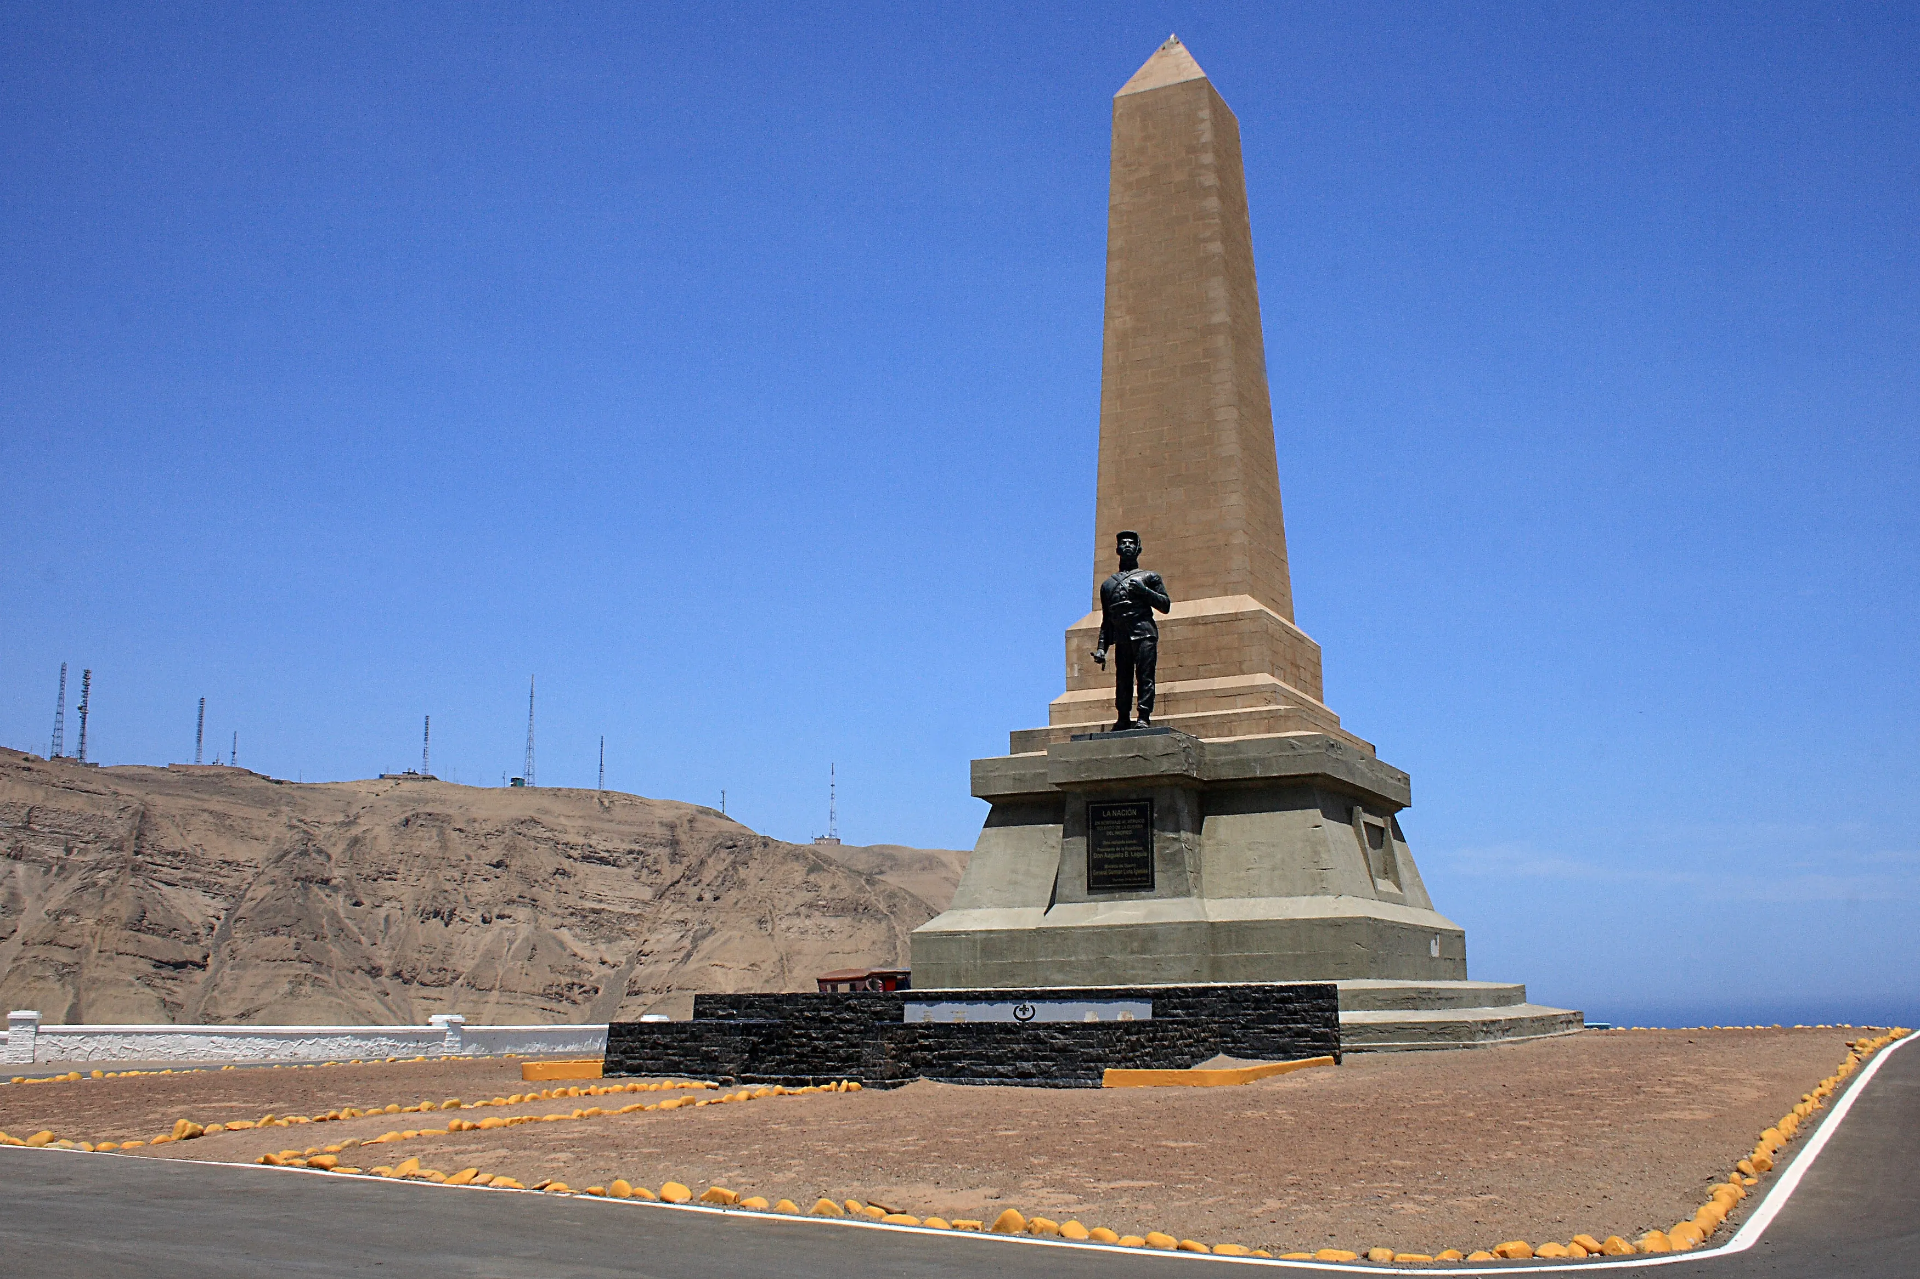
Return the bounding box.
[50,663,67,758]
[423,715,431,775]
[75,669,92,763]
[230,730,237,768]
[829,763,838,840]
[522,676,536,787]
[598,736,605,791]
[195,697,205,764]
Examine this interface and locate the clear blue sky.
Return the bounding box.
[4,3,1915,1027]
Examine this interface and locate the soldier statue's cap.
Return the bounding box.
[1116,530,1140,544]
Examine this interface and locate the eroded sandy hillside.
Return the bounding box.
[0,748,966,1025]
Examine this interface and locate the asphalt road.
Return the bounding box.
[0,1036,1911,1278]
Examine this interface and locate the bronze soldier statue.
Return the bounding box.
[1092,530,1171,730]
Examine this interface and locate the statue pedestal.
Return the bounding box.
[912,729,1580,1050]
[912,729,1466,988]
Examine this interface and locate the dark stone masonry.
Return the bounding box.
[605,982,1341,1088]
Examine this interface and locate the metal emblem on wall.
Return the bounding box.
[1087,798,1155,892]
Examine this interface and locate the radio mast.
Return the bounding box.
[75,669,92,763]
[195,697,206,764]
[522,676,536,787]
[423,715,431,775]
[50,663,67,759]
[598,735,605,791]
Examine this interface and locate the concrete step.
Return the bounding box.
[1339,1003,1585,1053]
[1335,979,1530,1011]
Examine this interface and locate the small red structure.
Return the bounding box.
[815,967,910,994]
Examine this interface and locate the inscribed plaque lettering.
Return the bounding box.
[1087,798,1154,892]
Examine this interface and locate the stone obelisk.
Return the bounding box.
[1012,36,1355,752]
[912,38,1579,1050]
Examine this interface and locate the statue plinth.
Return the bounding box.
[912,729,1464,990]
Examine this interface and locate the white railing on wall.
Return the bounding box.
[2,1011,609,1066]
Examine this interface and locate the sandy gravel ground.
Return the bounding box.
[0,1029,1866,1257]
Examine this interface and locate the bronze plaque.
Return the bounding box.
[1087,799,1154,893]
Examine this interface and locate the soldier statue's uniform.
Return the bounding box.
[1093,530,1172,731]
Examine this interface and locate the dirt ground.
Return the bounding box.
[0,1029,1867,1257]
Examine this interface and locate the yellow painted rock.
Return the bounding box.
[445,1169,479,1186]
[1177,1241,1210,1254]
[1027,1217,1060,1237]
[1436,1250,1466,1261]
[607,1179,632,1198]
[1638,1231,1671,1253]
[307,1155,339,1171]
[1213,1244,1251,1257]
[544,1182,572,1195]
[1118,1237,1146,1248]
[393,1157,422,1177]
[924,1217,952,1230]
[370,1166,396,1178]
[1392,1255,1433,1263]
[1465,1252,1496,1262]
[1280,1253,1314,1261]
[952,1219,984,1231]
[1143,1233,1177,1251]
[740,1197,770,1210]
[202,1124,225,1135]
[1535,1242,1571,1258]
[1494,1241,1533,1259]
[491,1177,524,1189]
[25,1132,56,1148]
[1601,1236,1635,1256]
[1313,1249,1358,1262]
[1753,1153,1774,1172]
[95,1142,119,1152]
[1669,1223,1704,1249]
[1250,1250,1272,1259]
[774,1199,800,1214]
[1088,1227,1120,1243]
[583,1186,606,1197]
[257,1153,286,1166]
[883,1214,921,1226]
[631,1186,659,1201]
[1570,1234,1603,1252]
[659,1182,692,1204]
[990,1209,1027,1234]
[1058,1221,1091,1241]
[1367,1247,1394,1261]
[810,1198,846,1217]
[700,1187,739,1205]
[860,1205,887,1220]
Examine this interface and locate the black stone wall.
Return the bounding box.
[604,982,1339,1088]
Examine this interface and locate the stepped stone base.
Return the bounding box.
[1334,980,1584,1052]
[1013,596,1374,755]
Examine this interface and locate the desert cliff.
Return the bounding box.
[0,748,966,1025]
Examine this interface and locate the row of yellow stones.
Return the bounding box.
[1293,1028,1911,1264]
[254,1081,867,1173]
[0,1077,721,1151]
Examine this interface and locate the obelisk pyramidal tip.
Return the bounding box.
[1115,33,1208,97]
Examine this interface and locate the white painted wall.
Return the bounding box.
[3,1009,608,1066]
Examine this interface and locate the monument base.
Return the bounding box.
[910,729,1581,1045]
[605,982,1340,1088]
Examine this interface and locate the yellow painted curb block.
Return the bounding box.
[520,1059,603,1082]
[1102,1055,1335,1088]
